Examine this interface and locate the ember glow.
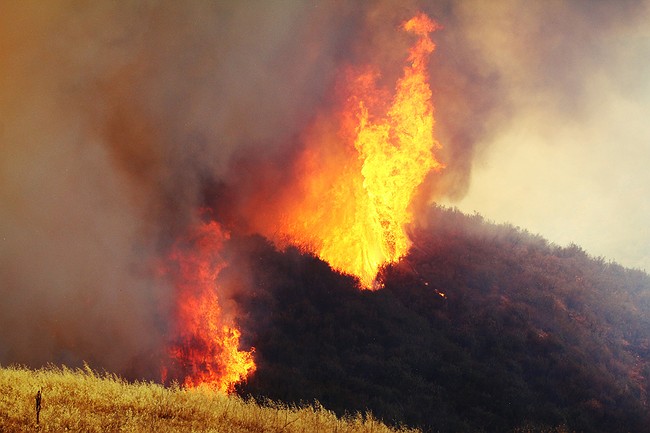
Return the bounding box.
[165,221,255,392]
[258,13,443,289]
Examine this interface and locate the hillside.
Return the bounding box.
[0,365,417,433]
[3,206,648,433]
[232,206,650,433]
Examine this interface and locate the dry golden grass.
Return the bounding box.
[0,364,419,433]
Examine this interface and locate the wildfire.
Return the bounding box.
[159,12,439,390]
[165,220,256,392]
[259,13,442,288]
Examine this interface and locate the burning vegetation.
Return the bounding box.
[162,12,443,390]
[4,3,650,433]
[255,12,442,289]
[162,220,256,392]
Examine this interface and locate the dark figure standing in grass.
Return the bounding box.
[35,389,41,425]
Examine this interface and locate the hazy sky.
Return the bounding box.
[440,0,650,272]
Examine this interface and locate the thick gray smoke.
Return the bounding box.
[0,0,429,378]
[2,0,648,378]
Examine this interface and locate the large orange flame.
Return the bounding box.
[160,12,437,391]
[166,220,255,392]
[256,13,442,288]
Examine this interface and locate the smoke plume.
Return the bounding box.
[2,0,648,378]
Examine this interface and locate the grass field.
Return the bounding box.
[0,364,419,433]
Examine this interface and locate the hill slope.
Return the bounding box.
[234,206,650,433]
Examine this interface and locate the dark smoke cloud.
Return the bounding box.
[3,0,646,379]
[0,0,434,378]
[0,2,171,377]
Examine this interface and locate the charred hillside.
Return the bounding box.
[234,206,650,433]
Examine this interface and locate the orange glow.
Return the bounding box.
[166,220,255,393]
[257,13,442,289]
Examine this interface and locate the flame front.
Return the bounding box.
[166,221,255,392]
[160,12,437,391]
[259,13,442,288]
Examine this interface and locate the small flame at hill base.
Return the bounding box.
[163,221,255,393]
